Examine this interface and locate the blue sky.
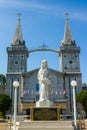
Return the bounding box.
[0,0,87,83]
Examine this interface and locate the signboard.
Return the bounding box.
[31,107,60,121]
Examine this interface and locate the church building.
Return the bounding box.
[6,14,82,115]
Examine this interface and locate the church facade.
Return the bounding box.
[6,14,82,115]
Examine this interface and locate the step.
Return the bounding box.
[18,127,74,130]
[18,124,73,128]
[19,120,73,126]
[18,126,73,128]
[17,121,74,130]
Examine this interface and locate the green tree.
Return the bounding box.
[0,74,6,84]
[76,90,87,114]
[0,94,11,118]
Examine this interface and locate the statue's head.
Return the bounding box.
[41,60,48,69]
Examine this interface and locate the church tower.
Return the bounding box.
[6,14,29,112]
[59,14,82,113]
[7,14,29,73]
[59,14,80,73]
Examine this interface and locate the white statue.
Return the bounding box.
[38,60,52,102]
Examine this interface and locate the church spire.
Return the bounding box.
[62,13,76,46]
[11,13,24,46]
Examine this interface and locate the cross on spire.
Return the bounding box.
[62,13,73,46]
[18,13,21,21]
[11,13,23,46]
[65,13,69,20]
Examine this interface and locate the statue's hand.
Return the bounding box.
[41,78,51,86]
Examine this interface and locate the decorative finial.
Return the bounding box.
[65,13,69,20]
[18,13,21,21]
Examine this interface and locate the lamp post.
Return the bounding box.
[71,80,77,130]
[13,81,19,130]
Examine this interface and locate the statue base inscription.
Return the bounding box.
[31,107,60,121]
[36,100,53,107]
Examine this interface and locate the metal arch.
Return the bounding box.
[28,48,60,53]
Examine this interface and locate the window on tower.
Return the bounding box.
[64,55,67,57]
[75,67,78,70]
[20,54,24,59]
[64,67,67,69]
[19,66,24,71]
[69,60,73,64]
[14,60,19,64]
[9,55,13,59]
[9,67,13,71]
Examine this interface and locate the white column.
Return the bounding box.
[20,75,23,112]
[71,80,77,130]
[72,86,77,129]
[14,87,17,130]
[13,81,19,130]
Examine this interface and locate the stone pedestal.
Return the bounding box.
[36,100,53,107]
[31,107,60,121]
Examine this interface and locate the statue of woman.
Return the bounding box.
[38,60,52,102]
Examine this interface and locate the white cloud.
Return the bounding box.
[0,0,19,7]
[71,12,87,22]
[0,0,49,10]
[0,0,87,22]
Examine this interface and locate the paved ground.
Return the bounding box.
[0,122,9,130]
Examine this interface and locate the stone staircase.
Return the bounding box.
[16,120,74,130]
